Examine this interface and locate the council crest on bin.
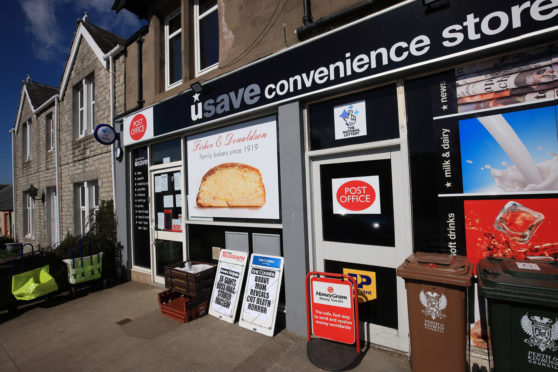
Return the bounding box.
[420,290,447,320]
[521,314,558,352]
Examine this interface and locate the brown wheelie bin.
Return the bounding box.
[397,252,473,372]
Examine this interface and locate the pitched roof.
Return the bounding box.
[14,78,58,132]
[112,0,149,20]
[59,17,124,99]
[0,185,13,211]
[25,80,58,109]
[82,21,126,54]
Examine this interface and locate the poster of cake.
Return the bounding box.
[186,116,280,220]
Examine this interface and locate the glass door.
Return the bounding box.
[150,166,185,284]
[310,148,411,352]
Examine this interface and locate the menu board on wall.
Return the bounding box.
[131,147,151,268]
[186,116,280,220]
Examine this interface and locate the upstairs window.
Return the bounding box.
[46,113,54,152]
[74,75,95,138]
[165,9,182,90]
[22,120,32,161]
[194,0,218,75]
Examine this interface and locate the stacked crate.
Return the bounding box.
[158,261,216,322]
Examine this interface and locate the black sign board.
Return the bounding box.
[132,147,150,268]
[148,0,558,138]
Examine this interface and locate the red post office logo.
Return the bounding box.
[130,114,147,141]
[336,180,376,211]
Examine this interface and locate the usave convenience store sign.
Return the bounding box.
[124,0,558,143]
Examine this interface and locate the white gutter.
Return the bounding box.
[54,95,61,244]
[109,55,116,205]
[9,128,16,241]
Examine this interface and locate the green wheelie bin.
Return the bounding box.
[478,257,558,372]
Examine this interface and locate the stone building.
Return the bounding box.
[111,0,558,365]
[12,16,125,248]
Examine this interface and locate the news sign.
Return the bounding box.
[239,254,284,337]
[209,249,249,324]
[310,277,356,344]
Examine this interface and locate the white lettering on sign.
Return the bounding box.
[332,176,381,215]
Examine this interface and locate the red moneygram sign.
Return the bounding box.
[332,176,381,214]
[123,107,154,146]
[310,277,356,344]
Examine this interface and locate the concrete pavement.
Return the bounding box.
[0,282,411,371]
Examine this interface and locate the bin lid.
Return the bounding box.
[477,257,558,307]
[396,252,472,287]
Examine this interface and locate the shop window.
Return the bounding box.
[165,9,182,90]
[23,194,34,238]
[151,138,182,165]
[22,119,32,161]
[308,84,399,151]
[46,113,54,152]
[194,0,218,76]
[73,74,95,138]
[320,159,395,247]
[75,180,99,235]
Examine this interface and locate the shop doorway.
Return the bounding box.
[149,167,185,284]
[310,148,411,352]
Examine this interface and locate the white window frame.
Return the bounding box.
[194,0,219,76]
[23,120,32,161]
[25,194,34,238]
[77,181,99,234]
[46,113,54,152]
[75,75,95,138]
[164,9,182,90]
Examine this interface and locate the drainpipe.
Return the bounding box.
[104,45,124,209]
[54,96,61,244]
[302,0,313,25]
[9,128,16,241]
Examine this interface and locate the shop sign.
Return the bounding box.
[239,254,284,337]
[333,100,367,140]
[310,277,356,344]
[209,249,249,323]
[343,268,377,302]
[122,0,558,140]
[186,116,280,220]
[122,107,153,146]
[332,176,381,214]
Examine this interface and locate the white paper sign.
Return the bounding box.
[175,194,182,207]
[163,195,174,208]
[209,249,249,324]
[154,174,168,193]
[239,254,284,337]
[157,212,164,230]
[173,172,182,191]
[187,116,279,219]
[333,100,367,140]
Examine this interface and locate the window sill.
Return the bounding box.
[195,63,218,78]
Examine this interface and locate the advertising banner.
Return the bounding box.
[310,277,356,344]
[239,254,284,337]
[131,147,150,268]
[406,43,558,371]
[209,249,249,323]
[122,107,153,146]
[186,116,280,220]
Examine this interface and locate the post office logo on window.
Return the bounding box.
[332,176,381,214]
[333,100,367,140]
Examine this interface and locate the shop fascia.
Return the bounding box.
[123,0,558,143]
